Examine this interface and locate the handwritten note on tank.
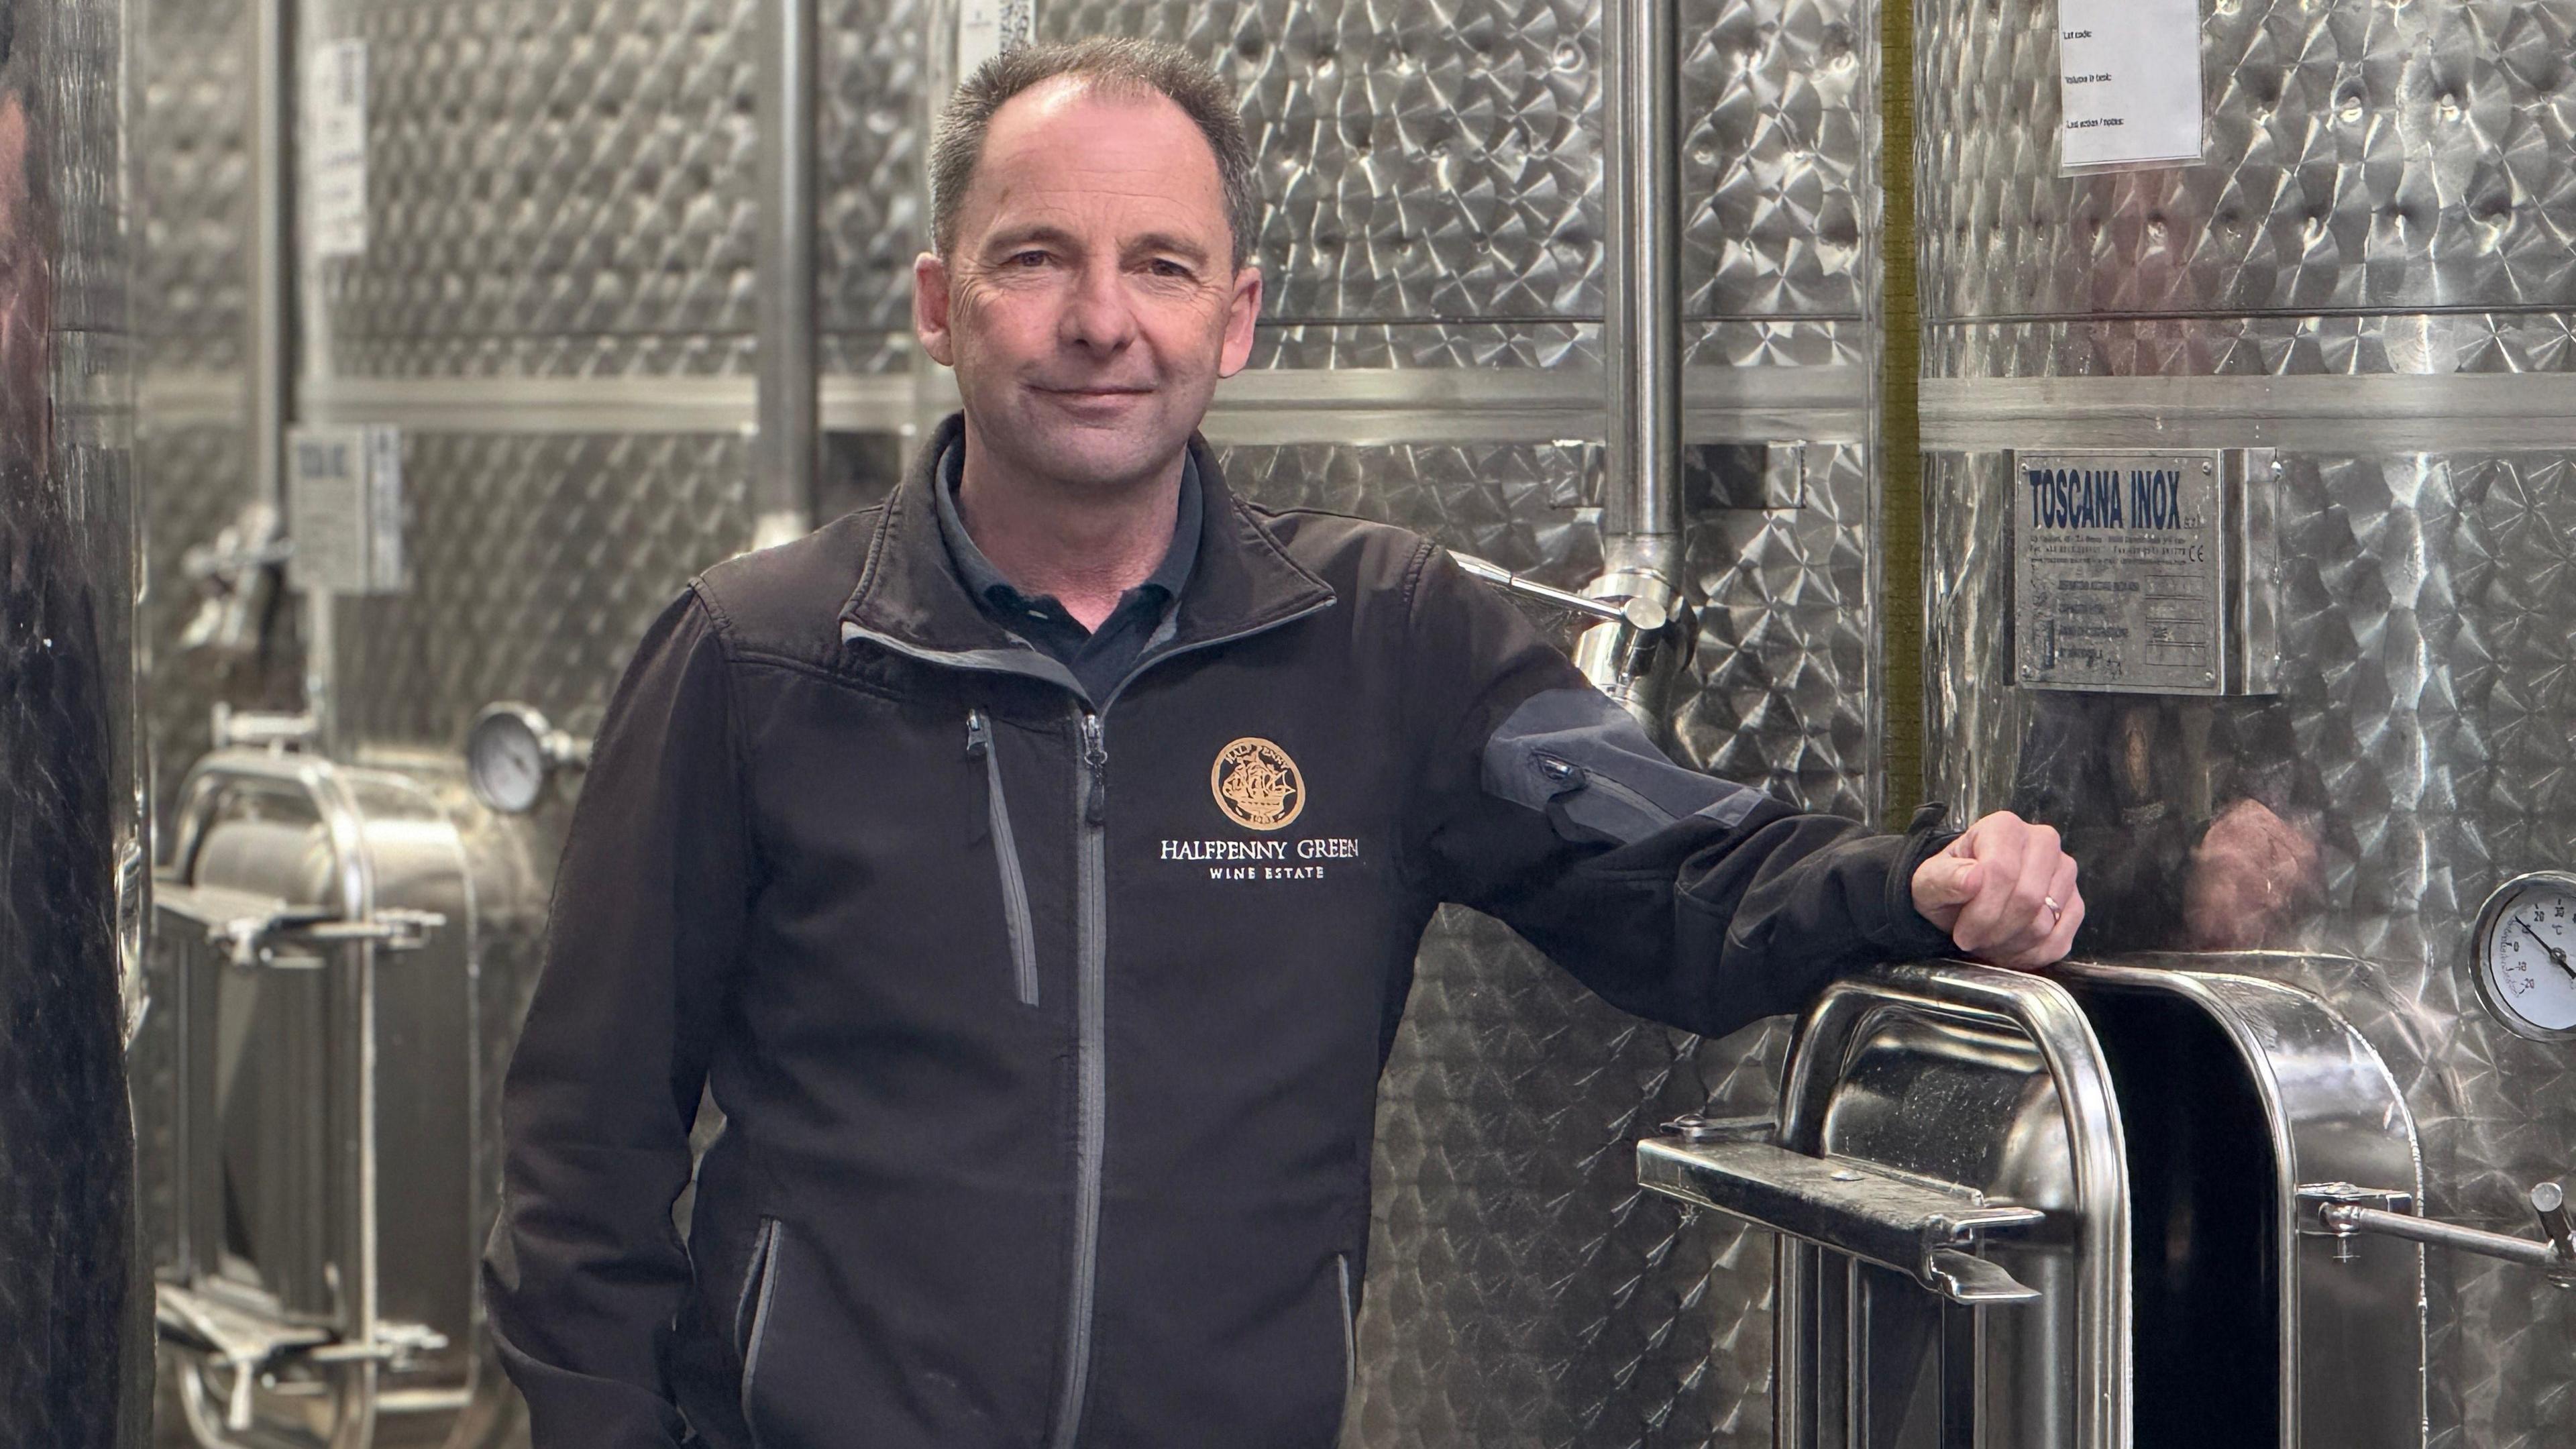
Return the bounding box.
[306,42,368,258]
[2055,0,2204,173]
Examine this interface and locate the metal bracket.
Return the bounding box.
[157,1282,449,1433]
[210,702,319,753]
[156,881,444,969]
[2300,1180,2576,1284]
[1639,1134,2047,1304]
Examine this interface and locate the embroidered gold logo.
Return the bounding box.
[1211,737,1305,831]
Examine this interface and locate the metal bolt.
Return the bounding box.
[2021,665,2035,679]
[2202,462,2214,474]
[2532,1181,2575,1260]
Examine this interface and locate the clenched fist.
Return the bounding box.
[1909,812,2083,971]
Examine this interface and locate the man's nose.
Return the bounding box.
[1058,262,1137,353]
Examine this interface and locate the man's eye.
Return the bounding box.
[1147,259,1193,279]
[1009,251,1051,268]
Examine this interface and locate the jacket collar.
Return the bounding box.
[838,413,1336,678]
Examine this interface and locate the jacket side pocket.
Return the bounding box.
[737,1217,783,1446]
[968,710,1041,1007]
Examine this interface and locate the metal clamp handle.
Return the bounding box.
[1639,1132,2045,1305]
[156,881,443,969]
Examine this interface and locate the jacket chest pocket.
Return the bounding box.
[967,710,1041,1008]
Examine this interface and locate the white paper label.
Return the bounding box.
[956,0,1034,79]
[307,40,370,257]
[2056,0,2204,172]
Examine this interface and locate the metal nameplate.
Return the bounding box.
[2012,449,2277,696]
[286,425,407,596]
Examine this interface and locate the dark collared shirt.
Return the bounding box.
[931,440,1202,702]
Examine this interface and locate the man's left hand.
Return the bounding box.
[1908,812,2083,970]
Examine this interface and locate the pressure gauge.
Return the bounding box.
[464,702,588,814]
[2470,872,2576,1042]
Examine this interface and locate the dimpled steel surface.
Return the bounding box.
[1920,3,2576,1446]
[1032,0,1870,331]
[319,0,763,379]
[1921,0,2576,323]
[334,431,757,747]
[818,0,924,362]
[136,0,250,373]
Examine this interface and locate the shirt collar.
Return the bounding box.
[932,438,1202,610]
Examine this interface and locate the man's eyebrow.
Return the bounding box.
[1130,232,1212,265]
[979,223,1213,265]
[981,223,1082,254]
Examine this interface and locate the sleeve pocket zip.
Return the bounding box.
[968,710,1042,1007]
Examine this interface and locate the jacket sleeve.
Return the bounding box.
[481,588,753,1448]
[1399,545,1957,1036]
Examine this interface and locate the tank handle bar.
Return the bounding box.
[2301,1181,2576,1286]
[1640,1118,2045,1305]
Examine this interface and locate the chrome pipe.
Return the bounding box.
[1585,0,1688,730]
[250,0,291,517]
[753,0,820,548]
[1599,0,1682,542]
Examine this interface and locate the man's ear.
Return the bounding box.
[915,252,956,367]
[1217,264,1264,379]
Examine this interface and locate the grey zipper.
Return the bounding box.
[1337,1252,1358,1398]
[1048,708,1112,1449]
[968,710,1041,1007]
[738,1218,783,1449]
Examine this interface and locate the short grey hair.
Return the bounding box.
[930,38,1261,271]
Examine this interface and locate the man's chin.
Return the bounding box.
[1002,416,1186,490]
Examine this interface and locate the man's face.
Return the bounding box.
[915,79,1261,493]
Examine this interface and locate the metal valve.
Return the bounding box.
[1448,548,1698,733]
[174,501,292,663]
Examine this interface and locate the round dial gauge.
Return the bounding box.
[466,704,554,814]
[2471,872,2576,1041]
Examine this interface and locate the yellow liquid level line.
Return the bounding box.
[1877,0,1924,828]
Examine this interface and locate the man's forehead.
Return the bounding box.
[971,78,1225,215]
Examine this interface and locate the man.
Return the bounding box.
[484,38,2082,1449]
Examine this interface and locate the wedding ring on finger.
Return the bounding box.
[2043,895,2064,927]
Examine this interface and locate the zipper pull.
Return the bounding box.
[967,708,991,758]
[1080,712,1107,824]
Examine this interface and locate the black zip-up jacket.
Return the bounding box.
[484,417,1959,1449]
